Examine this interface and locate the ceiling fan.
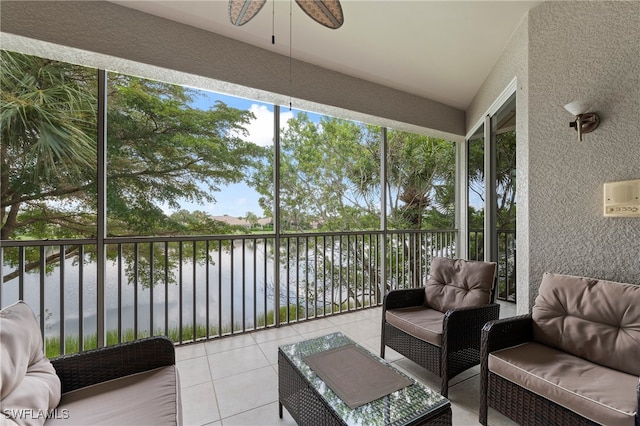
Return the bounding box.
[229,0,344,29]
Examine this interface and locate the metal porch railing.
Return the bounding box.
[1,229,457,357]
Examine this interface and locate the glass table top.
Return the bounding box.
[279,332,450,426]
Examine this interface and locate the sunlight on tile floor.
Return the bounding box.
[176,302,518,426]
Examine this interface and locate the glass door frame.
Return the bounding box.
[458,78,517,264]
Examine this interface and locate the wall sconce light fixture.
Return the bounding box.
[564,100,600,141]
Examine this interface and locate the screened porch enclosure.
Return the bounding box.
[1,50,515,358]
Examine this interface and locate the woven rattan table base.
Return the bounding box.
[278,333,451,426]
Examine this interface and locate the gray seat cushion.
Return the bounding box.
[45,366,181,426]
[489,342,637,426]
[385,306,444,346]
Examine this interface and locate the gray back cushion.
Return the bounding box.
[424,257,497,312]
[532,272,640,376]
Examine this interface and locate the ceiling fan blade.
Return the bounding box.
[295,0,344,29]
[229,0,267,26]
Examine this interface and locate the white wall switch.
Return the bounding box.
[604,179,640,217]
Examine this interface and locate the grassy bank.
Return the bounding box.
[45,303,308,358]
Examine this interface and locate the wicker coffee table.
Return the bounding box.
[278,332,451,425]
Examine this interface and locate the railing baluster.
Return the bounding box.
[402,233,406,288]
[39,246,45,341]
[133,243,138,341]
[118,244,123,343]
[298,236,302,318]
[217,240,222,337]
[59,245,65,355]
[286,236,292,323]
[206,240,210,339]
[394,233,399,290]
[348,235,352,311]
[339,236,343,313]
[252,237,257,329]
[150,242,154,338]
[164,241,169,337]
[264,237,269,326]
[305,237,310,318]
[322,235,326,316]
[230,239,234,333]
[241,238,246,333]
[314,236,318,317]
[369,233,374,306]
[178,241,183,344]
[18,246,24,301]
[356,235,365,309]
[375,234,380,303]
[193,240,197,341]
[78,245,84,352]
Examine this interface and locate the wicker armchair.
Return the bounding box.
[380,257,499,397]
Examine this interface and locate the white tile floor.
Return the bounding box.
[176,302,518,426]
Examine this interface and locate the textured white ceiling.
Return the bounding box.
[110,0,541,110]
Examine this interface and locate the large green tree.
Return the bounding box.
[105,73,266,236]
[1,51,266,284]
[253,113,456,232]
[252,113,456,308]
[252,113,381,232]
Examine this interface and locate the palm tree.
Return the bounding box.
[1,51,97,240]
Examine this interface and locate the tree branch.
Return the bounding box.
[2,245,80,283]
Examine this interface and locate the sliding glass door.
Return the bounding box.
[466,93,516,302]
[467,125,485,261]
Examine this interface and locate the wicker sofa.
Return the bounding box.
[480,273,640,426]
[0,301,182,426]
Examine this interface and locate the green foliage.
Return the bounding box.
[496,130,516,230]
[44,325,227,358]
[105,74,267,237]
[2,51,497,305]
[258,304,306,325]
[252,113,457,232]
[252,113,383,232]
[1,50,267,286]
[1,51,98,241]
[251,113,458,299]
[386,129,456,229]
[467,129,516,231]
[2,51,266,243]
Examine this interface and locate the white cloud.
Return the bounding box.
[244,104,294,147]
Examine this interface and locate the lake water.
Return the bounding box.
[1,244,290,338]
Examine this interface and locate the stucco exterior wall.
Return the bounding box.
[471,1,639,312]
[526,1,640,300]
